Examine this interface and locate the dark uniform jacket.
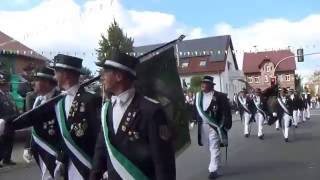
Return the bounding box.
[89,93,176,180]
[235,94,255,121]
[10,89,61,177]
[56,87,101,179]
[290,94,300,111]
[297,95,305,111]
[276,96,293,120]
[252,95,268,119]
[195,91,232,146]
[0,90,19,122]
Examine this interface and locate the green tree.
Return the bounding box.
[96,20,134,63]
[189,76,202,93]
[81,67,93,78]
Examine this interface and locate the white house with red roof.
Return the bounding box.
[134,35,245,99]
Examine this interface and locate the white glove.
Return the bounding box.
[23,149,33,163]
[235,111,239,115]
[54,160,65,180]
[103,171,108,179]
[0,119,5,136]
[272,112,277,117]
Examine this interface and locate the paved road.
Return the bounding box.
[1,110,320,180]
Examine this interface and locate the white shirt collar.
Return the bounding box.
[203,90,214,96]
[63,84,80,97]
[111,87,135,105]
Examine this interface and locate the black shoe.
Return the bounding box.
[0,164,3,168]
[285,138,289,142]
[258,135,264,140]
[276,128,280,131]
[295,125,298,128]
[3,160,16,166]
[244,134,249,138]
[208,171,219,179]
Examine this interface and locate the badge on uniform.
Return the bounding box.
[159,125,171,141]
[80,102,85,112]
[48,129,55,136]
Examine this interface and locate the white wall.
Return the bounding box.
[221,46,245,99]
[179,45,245,100]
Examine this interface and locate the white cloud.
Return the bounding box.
[0,0,198,72]
[212,15,320,80]
[1,0,320,80]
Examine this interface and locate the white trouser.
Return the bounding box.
[208,127,220,172]
[302,109,307,121]
[281,114,291,139]
[68,160,84,180]
[39,155,54,180]
[317,102,320,109]
[200,124,221,173]
[297,110,302,123]
[254,112,264,136]
[243,112,251,135]
[275,120,280,129]
[305,104,311,119]
[292,110,298,126]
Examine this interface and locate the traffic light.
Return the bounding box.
[297,48,304,62]
[271,77,277,86]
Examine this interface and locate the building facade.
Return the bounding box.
[243,50,296,90]
[134,35,245,99]
[0,31,47,75]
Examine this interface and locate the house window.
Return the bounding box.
[265,75,269,82]
[248,77,253,83]
[182,62,189,68]
[255,76,260,83]
[266,65,271,72]
[285,75,290,81]
[199,61,206,66]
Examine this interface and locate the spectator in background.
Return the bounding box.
[0,73,19,167]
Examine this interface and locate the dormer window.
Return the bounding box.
[199,61,206,66]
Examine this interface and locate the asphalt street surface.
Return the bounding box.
[1,110,320,180]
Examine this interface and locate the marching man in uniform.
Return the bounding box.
[195,76,232,179]
[252,88,267,140]
[1,67,61,179]
[89,51,176,180]
[274,88,293,142]
[289,89,299,128]
[303,89,311,121]
[236,88,254,137]
[52,54,102,180]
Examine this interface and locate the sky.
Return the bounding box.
[1,0,320,81]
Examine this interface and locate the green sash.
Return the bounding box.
[101,101,149,180]
[55,98,92,169]
[32,128,58,157]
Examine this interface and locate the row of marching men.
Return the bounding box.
[234,87,312,142]
[0,51,176,180]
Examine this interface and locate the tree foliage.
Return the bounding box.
[189,75,203,93]
[96,20,134,63]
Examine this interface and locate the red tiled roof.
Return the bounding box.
[243,50,296,73]
[0,31,47,61]
[178,56,226,75]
